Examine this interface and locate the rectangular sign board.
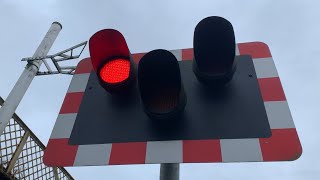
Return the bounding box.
[44,42,302,167]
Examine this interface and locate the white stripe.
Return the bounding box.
[253,57,279,78]
[50,113,77,139]
[145,141,183,163]
[236,44,240,56]
[220,138,263,162]
[170,49,182,61]
[74,144,112,166]
[264,101,295,129]
[67,73,90,93]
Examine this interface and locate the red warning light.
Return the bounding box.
[89,29,136,93]
[99,59,130,83]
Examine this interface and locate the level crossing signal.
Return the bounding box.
[43,16,302,167]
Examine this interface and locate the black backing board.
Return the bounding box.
[69,55,271,145]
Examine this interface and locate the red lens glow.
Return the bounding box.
[99,59,130,83]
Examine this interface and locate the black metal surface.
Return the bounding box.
[69,55,271,145]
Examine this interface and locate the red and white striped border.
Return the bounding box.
[43,42,302,167]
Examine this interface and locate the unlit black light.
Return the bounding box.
[193,16,236,86]
[138,49,187,120]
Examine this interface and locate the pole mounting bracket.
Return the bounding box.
[21,41,87,76]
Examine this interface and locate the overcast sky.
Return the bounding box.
[0,0,319,179]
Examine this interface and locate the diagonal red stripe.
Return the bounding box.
[75,58,93,74]
[43,138,78,166]
[59,92,84,114]
[238,42,272,59]
[182,48,193,61]
[132,53,146,64]
[258,77,286,101]
[109,142,147,165]
[183,140,222,163]
[259,129,302,161]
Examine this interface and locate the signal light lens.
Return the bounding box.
[193,16,236,86]
[89,29,136,93]
[146,89,179,112]
[138,49,187,120]
[89,29,130,73]
[99,59,130,84]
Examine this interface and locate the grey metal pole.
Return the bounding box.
[160,163,179,180]
[0,22,62,135]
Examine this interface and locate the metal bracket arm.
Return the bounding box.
[21,41,87,76]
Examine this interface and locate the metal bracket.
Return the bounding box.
[21,41,87,76]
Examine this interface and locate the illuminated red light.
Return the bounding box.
[99,59,130,83]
